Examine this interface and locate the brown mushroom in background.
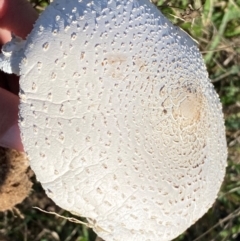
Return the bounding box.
[0,147,32,212]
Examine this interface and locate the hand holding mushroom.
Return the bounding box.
[0,0,227,240]
[0,0,37,151]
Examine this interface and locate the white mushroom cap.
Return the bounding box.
[16,0,227,240]
[0,34,26,74]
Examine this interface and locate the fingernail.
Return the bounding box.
[0,123,24,151]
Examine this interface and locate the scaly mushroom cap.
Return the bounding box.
[19,0,227,240]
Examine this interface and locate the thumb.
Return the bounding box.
[0,0,38,38]
[0,87,23,151]
[0,0,38,151]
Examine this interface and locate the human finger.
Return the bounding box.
[0,87,23,151]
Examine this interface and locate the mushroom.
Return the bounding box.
[0,0,227,240]
[0,147,32,212]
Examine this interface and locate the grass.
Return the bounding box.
[0,0,240,240]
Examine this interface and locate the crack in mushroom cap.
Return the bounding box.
[19,0,227,240]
